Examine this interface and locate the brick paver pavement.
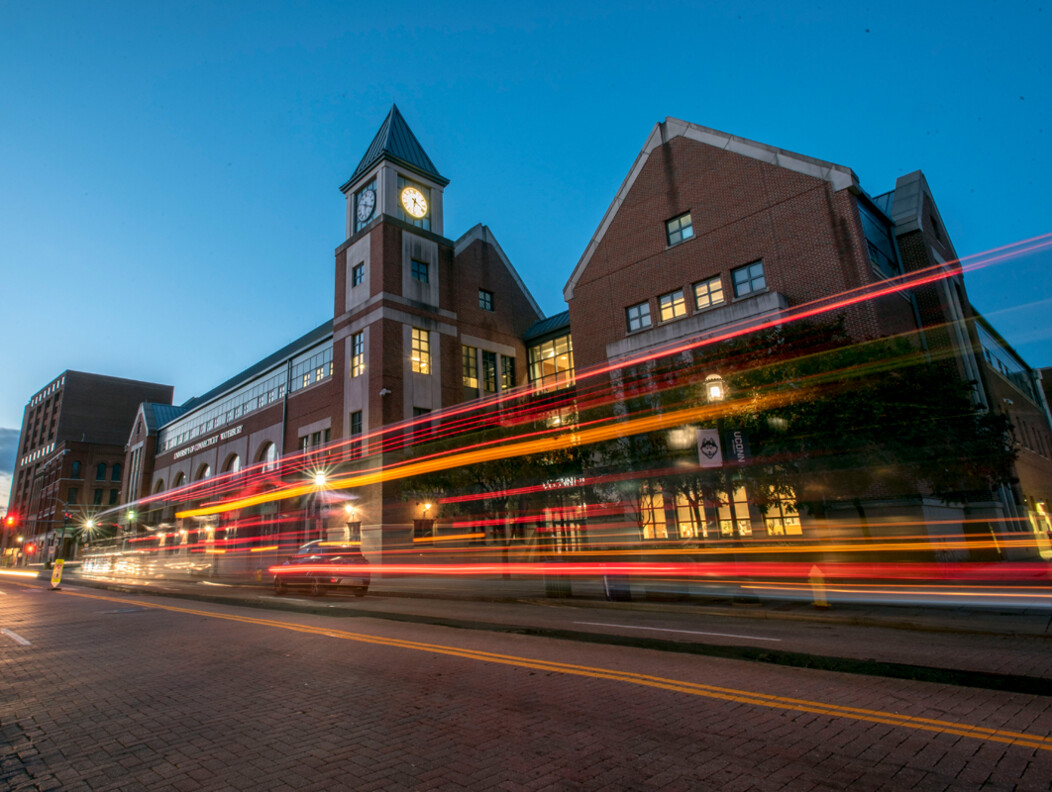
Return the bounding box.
[3,579,1051,791]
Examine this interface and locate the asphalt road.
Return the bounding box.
[2,575,1051,791]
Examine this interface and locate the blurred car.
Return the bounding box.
[272,541,370,597]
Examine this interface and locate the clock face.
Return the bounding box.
[356,187,376,224]
[400,186,428,219]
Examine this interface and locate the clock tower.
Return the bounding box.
[339,104,449,237]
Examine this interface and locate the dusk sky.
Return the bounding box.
[2,2,1050,511]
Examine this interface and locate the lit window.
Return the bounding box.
[411,328,430,374]
[528,335,574,388]
[732,261,766,297]
[666,212,694,246]
[658,290,686,322]
[501,356,515,390]
[765,490,802,536]
[352,263,365,287]
[693,276,725,310]
[462,346,479,392]
[479,289,494,311]
[351,332,364,377]
[411,259,429,283]
[626,301,652,332]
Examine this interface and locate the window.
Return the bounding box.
[858,202,901,279]
[96,463,106,481]
[350,332,364,377]
[462,346,479,393]
[349,410,363,457]
[71,461,82,479]
[109,489,119,505]
[479,289,494,311]
[626,301,652,332]
[93,489,103,505]
[528,334,575,388]
[658,289,687,322]
[693,276,725,310]
[411,328,430,374]
[666,212,694,246]
[413,407,431,417]
[732,261,766,297]
[111,463,121,482]
[482,350,497,394]
[501,356,515,390]
[411,259,429,283]
[352,262,365,287]
[765,490,802,536]
[67,488,78,504]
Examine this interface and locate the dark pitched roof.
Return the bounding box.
[340,104,448,193]
[524,311,571,342]
[144,403,187,433]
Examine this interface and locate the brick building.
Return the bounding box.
[2,371,172,565]
[78,111,1051,571]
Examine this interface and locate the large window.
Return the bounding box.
[626,301,652,332]
[462,346,479,395]
[411,328,431,374]
[732,261,766,297]
[528,334,574,388]
[666,212,694,246]
[658,290,686,322]
[693,276,725,310]
[482,350,498,394]
[501,356,515,390]
[350,332,364,378]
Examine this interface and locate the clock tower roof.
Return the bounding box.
[341,104,449,193]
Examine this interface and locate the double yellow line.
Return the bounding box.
[61,589,1052,753]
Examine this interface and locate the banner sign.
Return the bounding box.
[696,428,722,468]
[724,427,750,466]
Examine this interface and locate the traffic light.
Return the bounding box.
[4,513,17,529]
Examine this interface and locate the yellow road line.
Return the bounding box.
[60,589,1052,752]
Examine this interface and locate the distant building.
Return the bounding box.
[2,371,172,564]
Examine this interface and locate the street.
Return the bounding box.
[2,576,1052,791]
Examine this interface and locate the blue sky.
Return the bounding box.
[2,1,1050,509]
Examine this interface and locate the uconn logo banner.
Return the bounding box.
[696,427,749,468]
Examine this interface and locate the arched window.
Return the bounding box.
[111,463,122,482]
[196,464,211,481]
[154,478,165,494]
[224,454,241,473]
[173,472,186,488]
[96,462,107,480]
[259,442,278,472]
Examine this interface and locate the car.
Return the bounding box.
[272,541,370,597]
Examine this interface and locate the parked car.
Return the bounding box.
[273,541,369,597]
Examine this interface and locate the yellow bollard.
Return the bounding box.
[808,564,828,609]
[50,559,65,590]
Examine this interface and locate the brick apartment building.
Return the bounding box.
[2,371,172,564]
[70,110,1052,569]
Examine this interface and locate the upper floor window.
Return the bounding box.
[694,276,725,310]
[109,489,119,505]
[411,259,429,283]
[732,261,766,297]
[350,332,365,378]
[352,262,365,287]
[658,290,687,322]
[93,489,103,505]
[666,213,694,246]
[501,356,515,390]
[349,410,363,458]
[111,462,122,482]
[528,334,574,388]
[96,463,106,481]
[626,301,652,332]
[479,289,494,311]
[411,328,431,374]
[462,345,479,392]
[71,461,82,479]
[67,488,77,504]
[482,351,498,394]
